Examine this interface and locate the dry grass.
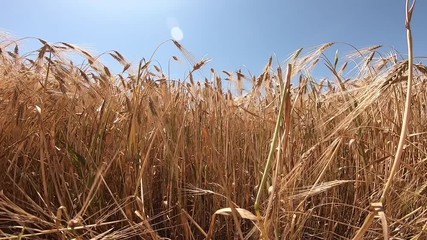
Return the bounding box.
[0,33,427,239]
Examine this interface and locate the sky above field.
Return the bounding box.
[1,0,426,79]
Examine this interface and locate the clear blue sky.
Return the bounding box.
[1,0,426,78]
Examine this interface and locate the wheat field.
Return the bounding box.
[1,8,427,239]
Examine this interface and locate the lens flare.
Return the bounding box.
[171,27,184,41]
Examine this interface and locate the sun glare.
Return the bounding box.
[171,26,184,41]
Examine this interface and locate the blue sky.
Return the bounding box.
[1,0,426,79]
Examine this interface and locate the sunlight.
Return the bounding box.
[171,26,184,41]
[166,17,184,41]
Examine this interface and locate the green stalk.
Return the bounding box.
[254,64,292,238]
